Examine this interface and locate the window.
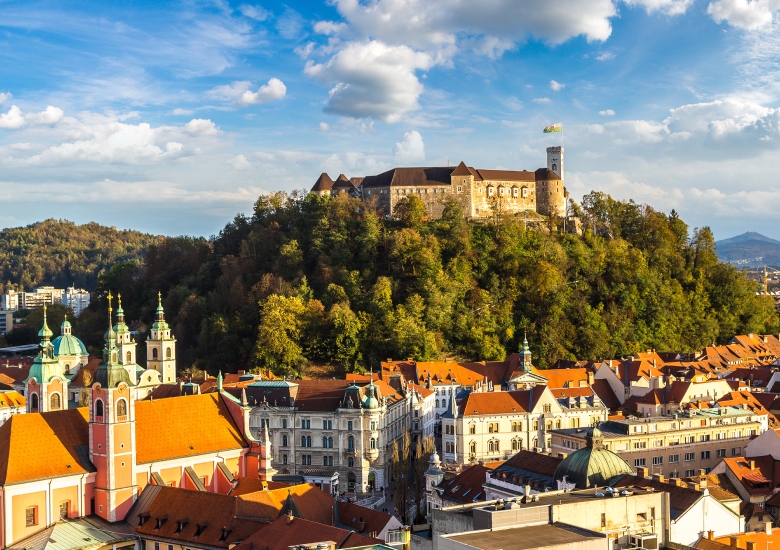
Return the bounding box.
[348,436,354,450]
[488,422,498,433]
[155,544,160,550]
[323,419,332,430]
[95,399,103,418]
[282,453,288,464]
[685,453,695,462]
[533,420,539,430]
[469,424,476,435]
[669,454,680,464]
[435,399,439,408]
[302,454,312,465]
[469,441,476,455]
[732,447,741,456]
[50,393,61,410]
[700,434,710,442]
[717,448,726,458]
[684,436,695,444]
[282,419,287,429]
[634,458,647,467]
[25,506,37,526]
[370,420,378,430]
[59,501,69,519]
[652,456,663,466]
[701,451,711,459]
[30,393,39,412]
[348,457,354,467]
[633,441,647,449]
[685,469,696,477]
[512,422,522,432]
[512,438,522,451]
[302,419,311,429]
[348,421,353,431]
[323,455,333,466]
[166,347,172,359]
[282,435,288,447]
[543,404,552,413]
[457,186,462,193]
[117,399,127,417]
[370,438,377,449]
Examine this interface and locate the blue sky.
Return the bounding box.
[1,0,779,238]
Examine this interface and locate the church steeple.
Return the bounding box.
[147,291,177,383]
[95,292,132,388]
[25,304,67,412]
[521,333,532,373]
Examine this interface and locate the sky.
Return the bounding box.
[1,0,779,238]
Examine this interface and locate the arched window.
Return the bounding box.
[552,163,557,172]
[512,438,522,451]
[152,348,158,359]
[95,399,104,418]
[348,436,354,450]
[282,435,288,447]
[166,347,172,359]
[65,364,71,375]
[126,351,131,363]
[301,435,306,446]
[117,399,127,417]
[435,399,439,408]
[469,441,476,454]
[30,393,39,412]
[469,423,475,435]
[556,419,561,429]
[533,438,538,449]
[50,393,61,410]
[322,436,328,448]
[370,438,377,449]
[306,436,311,447]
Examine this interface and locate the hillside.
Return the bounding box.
[0,219,161,291]
[715,231,780,268]
[73,191,777,374]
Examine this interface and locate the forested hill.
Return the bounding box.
[0,219,160,290]
[72,191,779,375]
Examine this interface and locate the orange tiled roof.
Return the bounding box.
[234,514,381,550]
[229,477,290,496]
[539,368,589,389]
[0,407,93,485]
[135,393,247,464]
[458,387,547,416]
[0,390,25,408]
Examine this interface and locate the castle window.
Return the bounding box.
[126,351,131,363]
[457,186,462,193]
[117,399,128,417]
[488,187,494,196]
[499,187,504,195]
[50,393,61,410]
[522,187,529,198]
[95,399,104,418]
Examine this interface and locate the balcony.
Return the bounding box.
[343,448,358,457]
[364,448,379,461]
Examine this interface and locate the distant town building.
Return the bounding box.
[311,147,567,220]
[0,310,13,335]
[64,285,90,316]
[1,286,91,316]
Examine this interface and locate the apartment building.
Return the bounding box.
[551,406,765,479]
[441,385,608,463]
[238,378,411,493]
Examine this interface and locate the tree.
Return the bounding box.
[391,430,412,525]
[394,195,427,227]
[252,294,306,375]
[413,435,435,523]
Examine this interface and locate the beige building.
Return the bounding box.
[551,407,765,479]
[310,147,567,220]
[441,385,607,464]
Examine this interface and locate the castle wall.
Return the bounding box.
[537,179,566,218]
[470,180,536,219]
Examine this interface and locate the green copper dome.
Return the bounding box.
[94,291,133,388]
[554,426,634,489]
[361,380,381,409]
[52,317,88,356]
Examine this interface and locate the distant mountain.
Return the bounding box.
[716,232,780,268]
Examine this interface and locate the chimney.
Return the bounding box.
[653,474,665,483]
[675,479,685,487]
[637,467,648,478]
[766,522,773,536]
[287,510,294,524]
[587,371,594,385]
[729,537,739,548]
[707,531,714,541]
[750,460,756,470]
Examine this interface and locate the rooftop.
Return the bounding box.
[446,523,602,550]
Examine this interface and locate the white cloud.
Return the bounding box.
[184,119,219,136]
[238,4,271,21]
[321,151,388,176]
[0,92,11,103]
[624,0,694,15]
[319,122,330,131]
[236,78,287,106]
[0,105,63,129]
[304,41,435,122]
[550,80,565,91]
[533,97,551,104]
[596,51,615,61]
[707,0,776,29]
[172,108,195,115]
[208,80,253,101]
[393,130,425,164]
[599,109,616,116]
[0,106,25,129]
[229,154,252,170]
[313,21,347,35]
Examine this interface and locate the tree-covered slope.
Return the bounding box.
[76,191,778,375]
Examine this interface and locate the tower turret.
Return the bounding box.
[25,305,67,412]
[113,294,138,383]
[146,292,177,383]
[521,334,532,373]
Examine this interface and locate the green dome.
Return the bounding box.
[361,382,381,409]
[554,426,634,489]
[94,364,132,388]
[52,334,88,356]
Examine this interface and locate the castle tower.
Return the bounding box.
[547,146,563,180]
[451,161,476,218]
[114,294,138,384]
[90,292,137,522]
[146,292,176,383]
[25,305,67,413]
[521,334,532,373]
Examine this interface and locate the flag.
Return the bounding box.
[544,123,562,133]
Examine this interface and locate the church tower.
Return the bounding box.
[521,334,532,373]
[25,305,67,413]
[146,292,176,383]
[114,294,138,384]
[90,292,137,522]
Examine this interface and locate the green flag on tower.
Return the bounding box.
[543,123,562,133]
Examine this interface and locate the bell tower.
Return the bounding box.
[146,292,177,383]
[521,334,532,373]
[114,294,138,384]
[90,292,137,522]
[25,305,67,413]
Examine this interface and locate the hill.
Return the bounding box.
[0,219,161,291]
[715,231,780,268]
[74,191,777,374]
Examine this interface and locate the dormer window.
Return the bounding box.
[194,522,208,537]
[155,515,168,530]
[219,527,233,542]
[175,518,189,534]
[138,512,151,526]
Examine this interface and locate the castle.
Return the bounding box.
[311,146,567,219]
